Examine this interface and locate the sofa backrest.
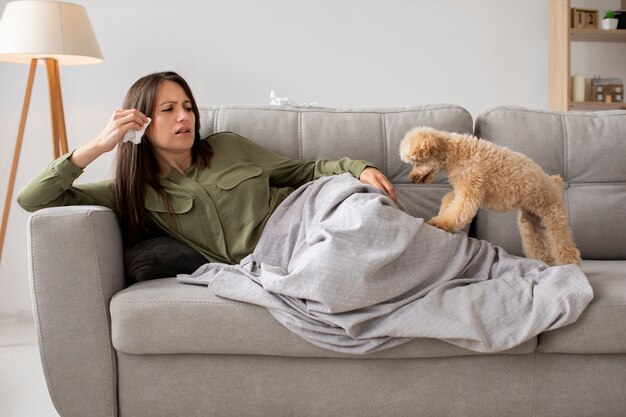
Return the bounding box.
[474,106,626,260]
[198,104,473,221]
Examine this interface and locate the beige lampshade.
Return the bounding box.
[0,0,103,65]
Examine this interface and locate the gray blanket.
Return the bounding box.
[178,174,593,354]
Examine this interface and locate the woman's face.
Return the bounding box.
[147,80,196,155]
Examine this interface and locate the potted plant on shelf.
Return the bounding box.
[601,10,618,29]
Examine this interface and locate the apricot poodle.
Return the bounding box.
[399,126,581,266]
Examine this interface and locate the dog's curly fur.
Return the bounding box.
[399,126,581,266]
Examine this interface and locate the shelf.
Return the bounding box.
[571,28,626,42]
[569,101,626,110]
[550,0,626,110]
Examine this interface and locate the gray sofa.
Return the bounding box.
[27,104,626,417]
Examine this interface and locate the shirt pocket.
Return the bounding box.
[145,189,194,214]
[215,165,270,229]
[144,187,196,238]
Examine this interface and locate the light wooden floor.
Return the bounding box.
[0,320,60,417]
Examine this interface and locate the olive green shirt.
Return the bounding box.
[17,132,373,264]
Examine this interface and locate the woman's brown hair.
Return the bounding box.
[114,71,213,248]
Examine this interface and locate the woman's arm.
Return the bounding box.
[16,154,116,211]
[221,133,398,203]
[70,109,149,168]
[17,109,149,211]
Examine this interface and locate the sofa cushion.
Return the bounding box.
[197,104,473,222]
[110,278,536,358]
[538,260,626,353]
[473,106,626,259]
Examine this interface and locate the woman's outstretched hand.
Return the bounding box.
[359,167,398,205]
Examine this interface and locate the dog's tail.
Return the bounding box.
[551,174,564,188]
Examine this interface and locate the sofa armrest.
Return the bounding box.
[27,206,124,417]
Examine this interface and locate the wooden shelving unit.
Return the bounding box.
[549,0,626,111]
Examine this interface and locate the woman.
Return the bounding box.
[17,71,397,267]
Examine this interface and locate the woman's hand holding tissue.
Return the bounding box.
[97,109,150,151]
[69,109,149,168]
[359,167,398,205]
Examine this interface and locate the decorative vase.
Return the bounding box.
[601,18,618,30]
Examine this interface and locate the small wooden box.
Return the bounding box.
[571,8,599,28]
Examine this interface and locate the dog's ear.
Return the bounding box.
[411,129,438,161]
[400,127,442,163]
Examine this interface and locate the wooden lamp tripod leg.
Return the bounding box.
[45,58,68,158]
[0,59,38,262]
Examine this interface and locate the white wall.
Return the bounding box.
[0,0,623,318]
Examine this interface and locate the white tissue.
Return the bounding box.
[122,117,151,144]
[269,91,317,107]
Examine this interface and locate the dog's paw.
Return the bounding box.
[427,216,458,233]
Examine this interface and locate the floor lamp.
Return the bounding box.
[0,1,103,262]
